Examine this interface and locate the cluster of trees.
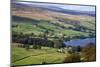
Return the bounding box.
[72,25,88,32]
[52,21,95,36]
[50,22,95,39]
[64,35,86,41]
[68,25,95,34]
[55,17,95,34]
[13,33,53,48]
[63,33,95,42]
[12,30,66,50]
[63,43,96,63]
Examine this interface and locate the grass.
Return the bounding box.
[81,21,95,30]
[12,23,42,35]
[12,21,89,37]
[12,4,96,66]
[61,29,88,36]
[12,43,69,66]
[13,52,67,65]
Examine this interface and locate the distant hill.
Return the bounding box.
[12,1,95,17]
[12,1,96,38]
[12,2,95,22]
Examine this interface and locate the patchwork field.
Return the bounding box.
[12,43,68,66]
[11,1,96,66]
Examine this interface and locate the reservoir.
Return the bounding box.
[64,38,96,47]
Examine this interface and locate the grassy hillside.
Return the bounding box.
[12,16,90,39]
[12,43,68,66]
[11,2,96,66]
[12,2,95,31]
[12,2,95,39]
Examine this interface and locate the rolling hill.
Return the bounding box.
[11,1,96,66]
[12,1,96,39]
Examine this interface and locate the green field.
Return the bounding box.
[12,20,90,37]
[12,43,69,66]
[11,1,96,66]
[12,15,95,66]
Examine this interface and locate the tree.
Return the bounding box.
[33,45,38,49]
[89,33,95,38]
[71,46,82,52]
[53,39,65,48]
[38,33,43,37]
[30,33,35,37]
[65,36,71,41]
[63,53,81,63]
[76,46,82,52]
[43,30,49,40]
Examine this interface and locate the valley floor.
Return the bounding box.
[11,43,69,66]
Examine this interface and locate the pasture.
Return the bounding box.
[12,43,69,66]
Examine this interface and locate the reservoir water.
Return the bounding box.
[64,38,96,47]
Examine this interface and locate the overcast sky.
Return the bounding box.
[16,0,95,12]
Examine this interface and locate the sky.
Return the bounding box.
[17,0,96,5]
[14,0,96,12]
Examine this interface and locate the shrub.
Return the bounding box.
[63,53,81,63]
[81,43,96,62]
[33,45,38,49]
[42,61,47,64]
